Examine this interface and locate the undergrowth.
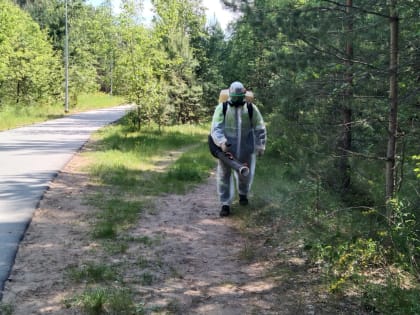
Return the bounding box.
[239,151,420,314]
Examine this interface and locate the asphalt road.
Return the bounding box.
[0,105,133,295]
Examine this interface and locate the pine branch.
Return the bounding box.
[321,0,392,19]
[296,31,380,69]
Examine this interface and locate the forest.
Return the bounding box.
[0,0,419,312]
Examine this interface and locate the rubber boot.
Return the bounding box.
[239,194,248,206]
[220,205,230,217]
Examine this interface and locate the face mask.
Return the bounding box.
[230,95,245,106]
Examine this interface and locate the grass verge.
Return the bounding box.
[0,92,125,131]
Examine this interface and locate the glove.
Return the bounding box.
[256,149,265,157]
[221,142,230,152]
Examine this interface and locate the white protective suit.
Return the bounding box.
[210,99,266,206]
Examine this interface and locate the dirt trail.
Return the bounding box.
[1,145,330,314]
[128,179,280,314]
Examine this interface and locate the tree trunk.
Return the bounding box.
[16,80,21,104]
[338,0,353,192]
[385,0,399,212]
[136,105,142,131]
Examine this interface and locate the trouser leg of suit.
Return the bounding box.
[217,160,234,205]
[234,153,256,196]
[217,154,256,205]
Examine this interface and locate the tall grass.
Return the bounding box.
[0,92,125,131]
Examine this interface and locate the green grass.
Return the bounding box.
[88,196,145,239]
[0,303,13,315]
[0,103,65,130]
[0,92,125,131]
[362,282,420,315]
[82,122,214,244]
[67,262,120,283]
[87,122,213,194]
[75,93,125,111]
[69,287,143,315]
[161,143,215,193]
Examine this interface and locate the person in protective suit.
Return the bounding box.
[210,81,267,217]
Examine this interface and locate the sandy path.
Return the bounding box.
[1,147,282,314]
[129,179,278,314]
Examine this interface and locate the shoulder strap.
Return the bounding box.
[223,101,253,124]
[247,102,253,121]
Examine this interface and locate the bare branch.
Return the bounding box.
[334,149,387,161]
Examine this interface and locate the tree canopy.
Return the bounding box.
[0,0,62,106]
